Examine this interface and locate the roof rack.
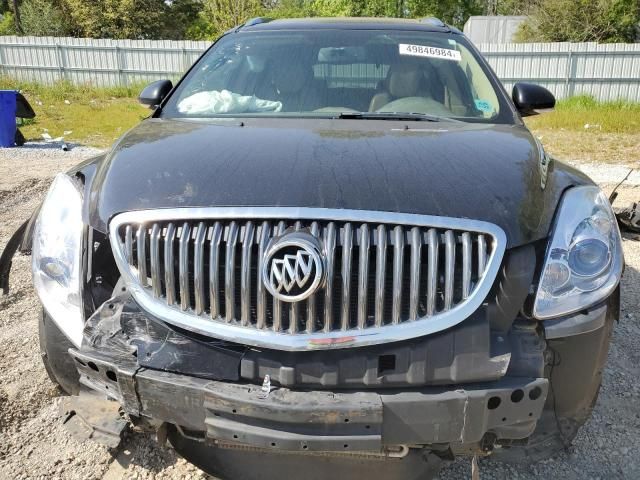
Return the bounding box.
[243,17,271,27]
[419,17,446,27]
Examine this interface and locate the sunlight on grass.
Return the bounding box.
[0,77,147,102]
[525,96,640,166]
[526,95,640,134]
[3,77,150,148]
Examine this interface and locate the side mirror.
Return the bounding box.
[512,83,555,117]
[139,80,173,109]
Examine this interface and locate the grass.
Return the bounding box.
[2,79,639,164]
[526,95,640,134]
[1,77,149,148]
[525,95,640,167]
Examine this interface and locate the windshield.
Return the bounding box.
[162,29,511,123]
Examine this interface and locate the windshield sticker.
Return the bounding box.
[474,99,494,113]
[399,44,461,62]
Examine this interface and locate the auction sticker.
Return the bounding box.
[399,44,461,62]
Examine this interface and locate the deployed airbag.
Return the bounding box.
[178,90,282,115]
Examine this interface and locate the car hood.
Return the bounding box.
[84,117,591,248]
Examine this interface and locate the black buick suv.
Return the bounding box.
[1,16,624,480]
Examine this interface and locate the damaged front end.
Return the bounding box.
[0,168,621,479]
[65,290,550,474]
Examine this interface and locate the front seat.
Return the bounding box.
[270,63,321,112]
[369,63,429,112]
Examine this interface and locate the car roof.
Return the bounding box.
[236,17,461,34]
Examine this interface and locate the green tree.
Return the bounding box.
[61,0,201,39]
[357,0,402,17]
[187,0,488,40]
[9,0,23,34]
[495,0,535,15]
[406,0,483,29]
[0,10,16,34]
[516,0,639,43]
[160,0,203,39]
[310,0,357,16]
[19,0,70,36]
[192,0,262,38]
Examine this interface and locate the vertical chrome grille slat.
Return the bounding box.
[209,222,222,319]
[461,232,472,300]
[426,229,439,316]
[323,222,336,332]
[193,222,207,315]
[340,223,353,331]
[391,226,404,325]
[150,224,161,298]
[357,224,370,329]
[225,221,239,322]
[164,223,176,306]
[124,225,133,264]
[478,234,487,275]
[289,218,302,332]
[256,221,270,330]
[136,225,148,287]
[306,222,320,332]
[178,222,191,311]
[409,227,421,321]
[374,225,387,327]
[289,301,299,333]
[272,221,286,332]
[241,222,255,326]
[444,230,455,311]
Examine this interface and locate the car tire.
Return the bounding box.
[38,310,81,395]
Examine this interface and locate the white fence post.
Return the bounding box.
[56,43,65,82]
[565,48,573,98]
[115,45,125,86]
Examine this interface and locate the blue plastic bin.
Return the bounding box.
[0,90,17,148]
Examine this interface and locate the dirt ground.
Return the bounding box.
[0,142,639,480]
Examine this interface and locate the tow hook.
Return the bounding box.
[385,445,410,458]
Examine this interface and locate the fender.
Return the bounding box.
[0,218,29,295]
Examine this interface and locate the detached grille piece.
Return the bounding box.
[110,208,506,351]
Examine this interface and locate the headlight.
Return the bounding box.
[32,173,85,347]
[534,186,623,319]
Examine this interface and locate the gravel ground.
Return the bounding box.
[0,142,639,480]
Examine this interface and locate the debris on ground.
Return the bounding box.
[616,202,640,234]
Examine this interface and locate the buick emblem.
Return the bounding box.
[262,231,324,302]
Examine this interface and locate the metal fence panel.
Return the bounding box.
[1,36,639,101]
[478,42,640,102]
[0,36,211,86]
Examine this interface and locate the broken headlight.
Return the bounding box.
[32,173,85,347]
[534,186,623,319]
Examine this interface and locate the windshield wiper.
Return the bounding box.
[336,112,449,122]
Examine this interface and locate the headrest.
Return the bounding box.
[273,63,309,95]
[388,64,422,98]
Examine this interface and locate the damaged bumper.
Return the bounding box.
[51,282,616,457]
[63,294,553,454]
[69,346,548,452]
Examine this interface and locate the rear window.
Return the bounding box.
[162,29,511,123]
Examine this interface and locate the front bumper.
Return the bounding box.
[69,346,547,452]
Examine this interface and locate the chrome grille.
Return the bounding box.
[110,208,506,351]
